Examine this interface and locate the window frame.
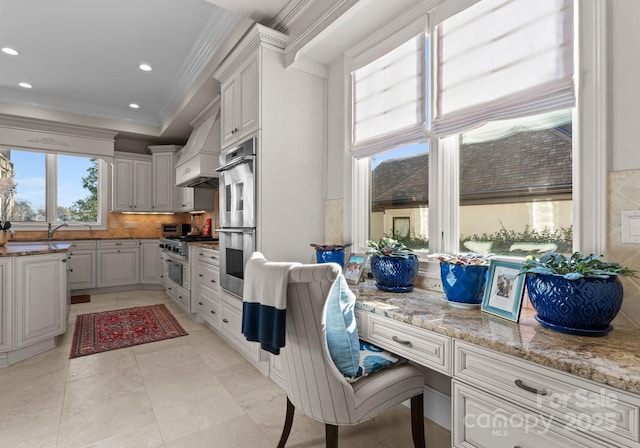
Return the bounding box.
[6,148,108,231]
[347,0,607,279]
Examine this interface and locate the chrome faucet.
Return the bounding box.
[47,222,68,239]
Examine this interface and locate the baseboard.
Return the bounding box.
[404,385,452,431]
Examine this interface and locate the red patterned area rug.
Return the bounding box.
[70,304,188,358]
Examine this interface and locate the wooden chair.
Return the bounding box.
[271,260,426,447]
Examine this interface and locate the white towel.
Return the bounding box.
[241,252,300,355]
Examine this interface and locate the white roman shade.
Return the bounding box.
[351,34,427,159]
[432,0,574,137]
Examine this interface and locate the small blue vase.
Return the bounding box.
[526,274,623,336]
[440,263,488,304]
[370,254,419,292]
[316,250,345,268]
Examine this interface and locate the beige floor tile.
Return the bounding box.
[152,384,246,443]
[64,366,146,411]
[165,414,274,448]
[143,361,222,406]
[66,347,138,382]
[134,342,201,377]
[57,390,157,448]
[215,361,274,398]
[73,422,165,448]
[0,408,62,448]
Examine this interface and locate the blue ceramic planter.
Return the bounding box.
[370,255,419,292]
[440,263,488,305]
[315,250,345,268]
[526,274,623,336]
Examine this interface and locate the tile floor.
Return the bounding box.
[0,290,452,448]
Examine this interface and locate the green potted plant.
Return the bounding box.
[366,237,419,292]
[520,252,636,336]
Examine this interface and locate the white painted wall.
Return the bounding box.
[611,0,640,171]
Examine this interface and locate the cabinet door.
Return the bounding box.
[112,158,133,211]
[221,76,238,147]
[0,258,12,352]
[238,56,258,139]
[133,160,152,211]
[140,240,160,284]
[97,249,140,287]
[68,250,95,290]
[152,152,175,212]
[177,187,194,211]
[15,254,67,349]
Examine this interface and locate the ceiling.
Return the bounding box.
[0,0,290,143]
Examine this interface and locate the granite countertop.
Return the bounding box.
[0,241,72,257]
[191,241,219,249]
[353,280,640,395]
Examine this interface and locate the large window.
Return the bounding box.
[2,148,105,227]
[350,0,597,261]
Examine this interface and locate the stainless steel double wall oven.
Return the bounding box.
[216,137,256,297]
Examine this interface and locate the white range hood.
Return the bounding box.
[175,98,221,188]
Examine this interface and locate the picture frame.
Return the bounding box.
[344,253,367,285]
[481,258,526,322]
[392,217,410,239]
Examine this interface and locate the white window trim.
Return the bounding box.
[346,0,607,277]
[12,154,108,232]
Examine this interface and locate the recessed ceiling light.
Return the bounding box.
[139,63,152,72]
[18,82,32,89]
[2,47,18,56]
[129,103,140,109]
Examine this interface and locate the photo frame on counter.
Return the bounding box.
[344,253,367,285]
[481,258,526,322]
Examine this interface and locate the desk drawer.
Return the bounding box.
[454,341,640,447]
[366,313,451,374]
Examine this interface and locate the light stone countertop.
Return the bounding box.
[353,280,640,395]
[0,241,71,257]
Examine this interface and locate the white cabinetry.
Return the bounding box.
[214,24,325,262]
[453,341,640,448]
[66,240,96,290]
[112,153,152,212]
[0,258,12,352]
[149,145,180,212]
[97,240,139,287]
[140,239,160,284]
[220,56,258,148]
[14,253,67,349]
[176,186,215,212]
[194,246,220,327]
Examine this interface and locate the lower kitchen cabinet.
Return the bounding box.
[14,253,67,349]
[97,240,139,287]
[66,240,96,289]
[0,258,12,352]
[140,239,160,284]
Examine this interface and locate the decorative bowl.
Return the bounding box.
[439,263,488,305]
[525,274,623,336]
[370,254,419,292]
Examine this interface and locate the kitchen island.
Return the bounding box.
[0,242,70,367]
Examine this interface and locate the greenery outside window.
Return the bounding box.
[1,147,107,229]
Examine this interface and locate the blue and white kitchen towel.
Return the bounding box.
[242,252,299,355]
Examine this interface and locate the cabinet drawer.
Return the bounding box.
[196,262,220,291]
[453,381,607,448]
[67,240,96,251]
[366,313,451,374]
[454,341,640,447]
[219,296,262,361]
[197,247,220,267]
[197,290,220,329]
[173,285,190,310]
[97,240,138,249]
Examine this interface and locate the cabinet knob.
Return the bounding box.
[211,310,216,314]
[198,274,203,277]
[198,302,203,306]
[61,259,67,263]
[210,280,216,283]
[69,269,73,272]
[222,318,229,323]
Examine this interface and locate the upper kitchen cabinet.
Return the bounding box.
[214,24,326,262]
[149,145,180,212]
[220,56,258,148]
[112,152,152,212]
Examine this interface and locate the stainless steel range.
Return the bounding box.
[159,235,218,259]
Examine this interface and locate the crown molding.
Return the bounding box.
[269,0,313,33]
[0,114,117,141]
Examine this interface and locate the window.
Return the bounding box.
[3,148,106,228]
[349,0,606,263]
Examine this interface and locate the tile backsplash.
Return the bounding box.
[608,169,640,328]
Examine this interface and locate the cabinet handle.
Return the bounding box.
[222,318,229,323]
[61,259,67,263]
[514,379,548,396]
[210,280,216,283]
[69,268,74,272]
[392,335,412,346]
[211,310,216,314]
[115,243,122,245]
[198,302,203,306]
[199,274,203,277]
